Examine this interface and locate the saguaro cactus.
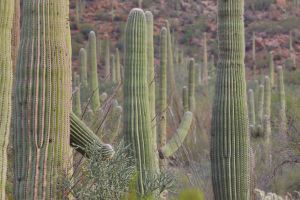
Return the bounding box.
[111,54,116,83]
[73,73,82,117]
[210,0,250,198]
[188,58,196,112]
[202,33,208,85]
[248,89,256,131]
[0,0,14,199]
[14,1,72,199]
[263,76,272,165]
[115,48,122,83]
[252,32,256,63]
[146,11,157,141]
[269,52,274,87]
[104,39,110,79]
[182,86,189,113]
[123,8,159,196]
[277,66,287,135]
[79,48,88,89]
[88,31,101,112]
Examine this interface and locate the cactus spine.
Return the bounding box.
[123,8,159,196]
[0,0,14,199]
[277,66,287,135]
[202,33,208,85]
[211,0,250,198]
[88,31,101,112]
[188,58,196,112]
[263,76,272,165]
[146,11,157,141]
[73,74,82,117]
[269,52,274,87]
[13,1,72,199]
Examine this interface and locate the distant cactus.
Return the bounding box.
[14,1,72,198]
[146,11,157,139]
[289,30,294,51]
[104,39,111,79]
[277,66,287,135]
[111,54,116,83]
[123,9,160,196]
[73,73,82,117]
[248,89,256,132]
[79,48,88,89]
[87,31,101,112]
[252,32,256,63]
[202,33,208,85]
[210,0,250,198]
[197,63,202,85]
[182,86,189,113]
[269,52,274,87]
[188,58,196,112]
[263,76,272,165]
[116,48,122,83]
[0,0,14,199]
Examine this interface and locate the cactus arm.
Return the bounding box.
[159,112,193,158]
[0,0,14,199]
[188,58,196,112]
[87,31,101,112]
[70,112,114,158]
[123,8,159,196]
[210,0,250,199]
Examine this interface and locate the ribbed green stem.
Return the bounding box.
[158,27,168,168]
[160,111,193,158]
[211,0,250,198]
[277,66,287,135]
[104,39,110,79]
[269,52,274,87]
[202,33,208,85]
[87,31,101,112]
[70,112,114,158]
[73,74,82,117]
[248,89,256,134]
[123,8,159,196]
[14,1,72,199]
[79,48,88,88]
[188,58,196,112]
[116,48,122,83]
[146,11,157,147]
[111,54,116,83]
[182,86,189,113]
[263,76,271,165]
[0,1,14,199]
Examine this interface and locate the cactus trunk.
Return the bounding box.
[13,1,72,199]
[0,0,14,199]
[123,8,159,196]
[211,0,250,198]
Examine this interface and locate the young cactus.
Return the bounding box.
[188,58,196,112]
[0,0,14,199]
[123,8,159,196]
[87,31,101,112]
[210,0,250,198]
[14,1,72,199]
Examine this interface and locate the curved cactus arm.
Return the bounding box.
[70,112,114,159]
[159,112,193,158]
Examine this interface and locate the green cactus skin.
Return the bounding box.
[252,32,256,63]
[87,31,101,112]
[210,0,250,199]
[79,48,88,89]
[202,33,208,85]
[277,66,287,135]
[104,39,111,79]
[158,27,168,168]
[73,74,82,117]
[146,11,157,146]
[188,58,196,112]
[160,111,193,158]
[0,0,14,199]
[182,86,189,113]
[263,76,271,165]
[13,1,72,199]
[111,54,116,83]
[116,48,122,83]
[269,52,274,87]
[70,112,114,159]
[248,89,256,135]
[12,0,20,73]
[123,8,159,196]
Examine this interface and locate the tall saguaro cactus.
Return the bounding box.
[146,11,157,142]
[263,76,272,165]
[88,31,101,112]
[123,8,159,196]
[13,1,72,199]
[277,66,287,135]
[269,52,274,87]
[188,58,196,112]
[0,0,14,199]
[210,0,250,199]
